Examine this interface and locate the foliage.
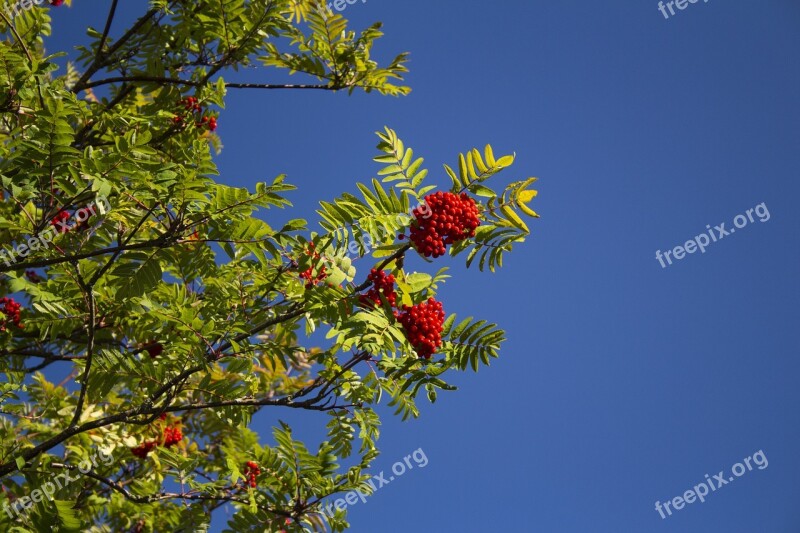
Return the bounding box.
[0,1,539,531]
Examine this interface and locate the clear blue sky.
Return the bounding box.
[46,1,800,531]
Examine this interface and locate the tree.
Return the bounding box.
[0,1,539,531]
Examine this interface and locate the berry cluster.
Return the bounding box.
[144,341,163,358]
[243,461,261,488]
[354,269,446,359]
[163,426,183,447]
[130,418,183,458]
[0,297,23,332]
[298,243,328,289]
[182,96,201,113]
[408,191,480,258]
[131,441,156,459]
[359,269,397,308]
[50,210,71,233]
[173,96,217,131]
[394,297,445,359]
[50,0,64,6]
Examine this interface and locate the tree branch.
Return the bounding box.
[0,236,169,274]
[77,75,337,92]
[48,462,294,518]
[72,8,161,93]
[67,273,95,429]
[96,0,120,61]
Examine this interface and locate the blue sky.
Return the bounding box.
[45,1,800,531]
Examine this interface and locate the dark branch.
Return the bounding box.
[78,76,335,91]
[72,9,161,93]
[47,462,294,518]
[0,237,169,274]
[97,0,120,60]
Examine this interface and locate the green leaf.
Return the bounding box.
[113,254,163,298]
[54,500,83,531]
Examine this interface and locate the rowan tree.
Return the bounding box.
[0,1,539,531]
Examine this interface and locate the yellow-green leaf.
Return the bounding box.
[496,154,515,168]
[500,205,528,232]
[518,189,538,203]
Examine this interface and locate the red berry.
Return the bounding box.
[163,426,183,447]
[131,417,182,457]
[358,269,397,308]
[0,297,23,332]
[50,210,71,233]
[131,440,156,458]
[409,192,480,258]
[144,342,163,358]
[243,461,261,488]
[50,0,64,5]
[395,297,445,359]
[298,244,328,289]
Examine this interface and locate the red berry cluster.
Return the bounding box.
[51,210,71,233]
[359,269,397,308]
[173,96,217,131]
[130,419,183,458]
[50,0,64,6]
[394,297,445,359]
[131,441,156,459]
[243,461,261,488]
[163,426,183,447]
[0,297,23,332]
[184,96,201,111]
[409,192,480,258]
[199,115,217,131]
[25,270,43,284]
[144,341,163,358]
[353,269,446,359]
[298,243,328,289]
